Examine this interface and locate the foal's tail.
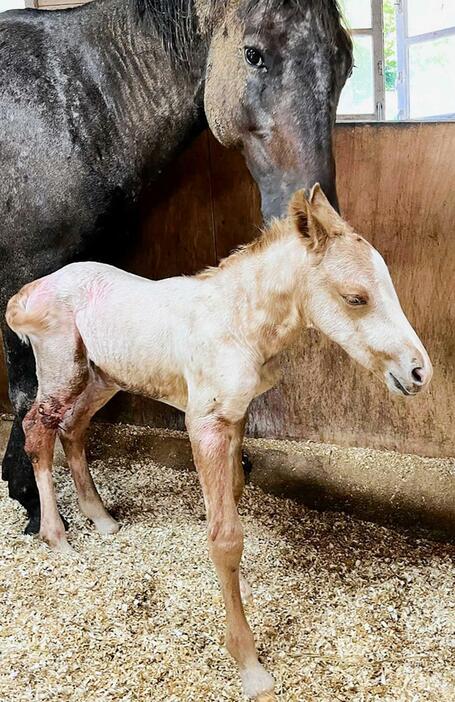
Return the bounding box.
[6,280,48,345]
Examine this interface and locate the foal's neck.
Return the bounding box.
[218,229,309,363]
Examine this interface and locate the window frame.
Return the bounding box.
[396,0,455,121]
[337,0,385,122]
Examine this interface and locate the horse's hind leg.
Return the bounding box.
[1,325,42,534]
[58,374,119,535]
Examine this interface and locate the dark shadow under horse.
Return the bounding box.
[0,0,352,533]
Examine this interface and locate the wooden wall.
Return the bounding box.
[1,123,454,458]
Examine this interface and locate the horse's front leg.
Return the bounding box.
[187,412,275,701]
[1,325,41,533]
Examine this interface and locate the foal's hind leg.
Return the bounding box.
[23,401,71,553]
[59,374,119,535]
[21,304,93,551]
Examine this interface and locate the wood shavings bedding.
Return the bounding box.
[1,450,454,701]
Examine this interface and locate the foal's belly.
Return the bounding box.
[97,360,189,413]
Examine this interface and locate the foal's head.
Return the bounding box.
[288,187,432,396]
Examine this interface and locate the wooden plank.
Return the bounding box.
[207,136,262,260]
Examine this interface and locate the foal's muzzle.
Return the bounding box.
[386,357,433,397]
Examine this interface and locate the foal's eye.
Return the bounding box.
[342,294,368,307]
[244,47,266,69]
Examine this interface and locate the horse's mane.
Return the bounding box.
[132,0,200,63]
[132,0,349,65]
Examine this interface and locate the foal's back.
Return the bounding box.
[7,262,202,408]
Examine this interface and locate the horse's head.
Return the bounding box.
[288,187,433,396]
[204,0,352,220]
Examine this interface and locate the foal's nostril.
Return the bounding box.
[411,367,424,384]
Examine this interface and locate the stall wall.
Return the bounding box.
[1,123,454,457]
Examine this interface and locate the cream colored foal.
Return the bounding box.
[6,186,432,700]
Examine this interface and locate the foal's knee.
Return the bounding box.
[209,516,244,569]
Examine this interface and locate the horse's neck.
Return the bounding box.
[82,0,208,185]
[220,234,308,362]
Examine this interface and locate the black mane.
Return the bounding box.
[132,0,200,63]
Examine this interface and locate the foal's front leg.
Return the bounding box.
[231,419,252,604]
[187,413,275,701]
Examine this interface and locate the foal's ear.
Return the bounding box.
[308,183,345,236]
[288,187,329,252]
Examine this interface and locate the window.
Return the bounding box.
[337,0,385,120]
[0,1,26,10]
[338,0,455,121]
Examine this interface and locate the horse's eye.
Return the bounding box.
[342,294,368,307]
[244,47,266,69]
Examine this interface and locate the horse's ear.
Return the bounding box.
[308,183,345,236]
[289,187,329,252]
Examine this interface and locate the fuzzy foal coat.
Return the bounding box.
[6,188,432,700]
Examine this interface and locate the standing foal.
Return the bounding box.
[6,186,432,700]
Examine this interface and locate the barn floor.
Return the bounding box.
[1,449,455,701]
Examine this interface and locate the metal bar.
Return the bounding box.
[395,0,409,119]
[372,0,385,120]
[407,26,455,44]
[409,112,455,121]
[337,114,378,121]
[350,28,374,36]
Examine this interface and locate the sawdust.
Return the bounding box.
[1,451,455,701]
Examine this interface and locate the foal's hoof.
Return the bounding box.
[240,663,275,700]
[241,450,253,481]
[54,540,76,556]
[93,513,120,535]
[43,533,76,555]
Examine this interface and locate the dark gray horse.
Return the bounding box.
[0,0,352,533]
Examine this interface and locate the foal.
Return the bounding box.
[6,186,432,700]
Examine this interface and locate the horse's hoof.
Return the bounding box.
[241,449,253,481]
[24,510,40,535]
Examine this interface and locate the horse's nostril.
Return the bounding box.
[412,367,424,384]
